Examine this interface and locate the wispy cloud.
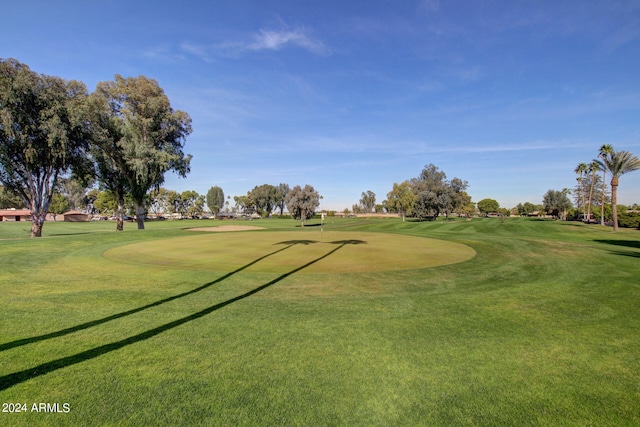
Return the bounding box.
[175,26,330,61]
[180,43,214,63]
[248,28,329,55]
[206,26,330,58]
[143,44,186,62]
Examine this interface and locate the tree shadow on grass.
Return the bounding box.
[593,240,640,259]
[0,241,309,353]
[594,239,640,249]
[0,240,363,391]
[607,250,640,258]
[275,240,318,246]
[328,239,367,245]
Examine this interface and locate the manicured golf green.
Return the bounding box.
[104,230,476,273]
[1,217,639,426]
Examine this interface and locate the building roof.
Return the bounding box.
[0,209,31,216]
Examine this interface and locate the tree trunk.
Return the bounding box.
[587,179,595,222]
[114,196,124,231]
[580,174,586,221]
[600,170,607,225]
[611,176,619,232]
[135,203,145,230]
[30,211,46,238]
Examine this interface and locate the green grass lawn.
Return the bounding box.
[1,217,639,426]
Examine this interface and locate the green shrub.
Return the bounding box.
[617,212,640,229]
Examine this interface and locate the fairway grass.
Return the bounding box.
[1,218,639,426]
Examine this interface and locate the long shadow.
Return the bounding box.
[608,250,640,258]
[594,239,640,249]
[329,239,367,245]
[0,240,356,391]
[0,242,308,353]
[276,240,318,246]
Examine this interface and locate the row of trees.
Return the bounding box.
[148,183,314,222]
[353,165,498,220]
[232,183,291,217]
[382,164,473,221]
[538,145,639,229]
[574,145,640,231]
[0,59,192,236]
[22,180,320,225]
[231,183,320,225]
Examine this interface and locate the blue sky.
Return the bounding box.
[3,0,640,210]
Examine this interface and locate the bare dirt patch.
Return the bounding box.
[188,225,266,232]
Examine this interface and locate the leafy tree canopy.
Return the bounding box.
[206,186,225,217]
[0,58,92,237]
[543,189,572,220]
[91,75,192,230]
[0,185,23,209]
[410,164,469,219]
[275,183,290,216]
[385,181,415,221]
[477,198,500,215]
[359,190,376,213]
[285,184,320,226]
[250,184,277,217]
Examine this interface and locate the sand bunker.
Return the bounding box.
[188,225,266,232]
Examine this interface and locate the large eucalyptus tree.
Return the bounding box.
[91,75,192,230]
[0,59,92,237]
[285,184,320,227]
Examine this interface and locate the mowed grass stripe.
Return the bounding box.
[1,218,639,426]
[103,230,476,273]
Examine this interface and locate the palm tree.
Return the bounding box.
[586,160,600,222]
[600,150,640,231]
[574,163,588,220]
[597,144,614,225]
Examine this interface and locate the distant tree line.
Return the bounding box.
[355,164,474,221]
[232,183,320,226]
[71,181,319,225]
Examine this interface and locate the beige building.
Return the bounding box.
[0,208,31,222]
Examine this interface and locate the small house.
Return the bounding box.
[0,208,31,222]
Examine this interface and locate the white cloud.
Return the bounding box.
[248,28,329,55]
[177,27,330,60]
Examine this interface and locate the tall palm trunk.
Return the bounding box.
[580,179,586,221]
[600,169,606,225]
[587,173,596,222]
[610,176,619,232]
